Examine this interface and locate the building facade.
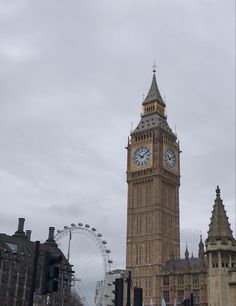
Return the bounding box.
[160,237,208,306]
[0,218,77,306]
[126,70,236,306]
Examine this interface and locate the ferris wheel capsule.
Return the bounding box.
[97,233,102,237]
[85,224,90,228]
[78,223,83,227]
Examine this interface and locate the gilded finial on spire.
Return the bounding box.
[152,61,157,74]
[216,185,221,198]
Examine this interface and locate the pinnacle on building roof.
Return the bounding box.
[185,245,189,260]
[143,65,166,106]
[199,234,204,248]
[198,234,205,259]
[207,186,234,241]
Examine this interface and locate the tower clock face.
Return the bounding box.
[133,146,151,167]
[164,148,176,169]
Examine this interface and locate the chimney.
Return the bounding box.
[13,218,26,238]
[26,230,32,241]
[45,227,57,247]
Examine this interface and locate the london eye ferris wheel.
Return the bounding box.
[55,223,113,306]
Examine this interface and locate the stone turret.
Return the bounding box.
[206,186,236,306]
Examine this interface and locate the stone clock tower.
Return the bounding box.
[126,67,180,305]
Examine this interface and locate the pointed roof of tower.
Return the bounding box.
[199,234,204,249]
[185,244,189,260]
[198,234,205,259]
[143,65,166,106]
[207,186,234,240]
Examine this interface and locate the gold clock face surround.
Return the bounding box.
[164,147,176,169]
[133,146,151,167]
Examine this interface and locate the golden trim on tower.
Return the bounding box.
[143,101,165,117]
[163,140,179,174]
[130,143,153,171]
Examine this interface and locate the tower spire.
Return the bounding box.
[198,234,205,259]
[143,64,165,106]
[185,244,189,260]
[207,186,234,241]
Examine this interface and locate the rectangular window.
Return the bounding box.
[6,242,18,253]
[193,289,200,304]
[146,277,151,297]
[178,275,184,285]
[146,241,151,264]
[178,290,184,303]
[163,276,169,286]
[163,290,169,304]
[192,274,199,285]
[134,244,138,265]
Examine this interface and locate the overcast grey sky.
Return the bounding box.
[0,0,235,271]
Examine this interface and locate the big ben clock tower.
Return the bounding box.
[126,66,180,306]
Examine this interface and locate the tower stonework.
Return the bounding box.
[205,186,236,306]
[126,69,180,305]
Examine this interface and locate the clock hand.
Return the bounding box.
[140,151,149,161]
[167,153,172,160]
[138,152,145,158]
[140,149,149,158]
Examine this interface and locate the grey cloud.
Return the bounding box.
[0,0,235,282]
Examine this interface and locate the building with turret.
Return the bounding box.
[126,69,236,306]
[160,237,208,305]
[159,186,236,306]
[0,218,76,306]
[206,186,236,306]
